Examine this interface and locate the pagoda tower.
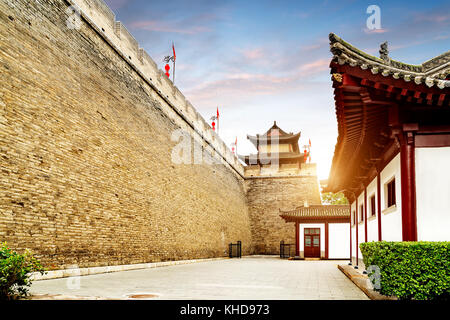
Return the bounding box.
[239,121,309,175]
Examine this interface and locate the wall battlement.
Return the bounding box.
[70,0,244,176]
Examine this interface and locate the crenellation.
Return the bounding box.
[76,0,115,30]
[138,48,144,64]
[141,49,157,71]
[174,87,184,102]
[119,23,139,59]
[114,21,121,38]
[67,0,243,176]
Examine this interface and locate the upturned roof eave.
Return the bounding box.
[329,33,450,89]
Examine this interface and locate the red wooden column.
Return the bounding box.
[325,222,329,260]
[377,172,382,241]
[295,222,300,256]
[364,187,368,242]
[355,196,359,267]
[399,126,418,241]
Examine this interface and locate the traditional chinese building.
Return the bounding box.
[279,205,350,259]
[239,121,308,175]
[242,122,322,254]
[325,33,450,267]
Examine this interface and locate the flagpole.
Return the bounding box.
[172,42,176,84]
[173,59,175,84]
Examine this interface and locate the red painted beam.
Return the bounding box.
[343,73,360,87]
[438,94,445,107]
[295,222,300,256]
[361,78,371,86]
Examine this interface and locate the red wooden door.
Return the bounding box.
[304,228,320,258]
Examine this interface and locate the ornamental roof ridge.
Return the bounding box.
[247,121,301,140]
[279,204,350,218]
[329,33,450,89]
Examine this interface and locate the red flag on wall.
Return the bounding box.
[309,139,311,147]
[217,107,219,119]
[172,42,176,61]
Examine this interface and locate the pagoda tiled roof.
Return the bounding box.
[279,205,350,222]
[329,33,450,89]
[247,121,301,146]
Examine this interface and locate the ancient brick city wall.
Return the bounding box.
[0,0,251,269]
[246,164,322,254]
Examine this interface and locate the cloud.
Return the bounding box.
[129,19,212,35]
[184,57,331,110]
[241,48,265,60]
[296,58,329,74]
[363,28,389,34]
[413,12,450,24]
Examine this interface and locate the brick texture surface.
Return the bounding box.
[0,0,251,269]
[246,174,322,254]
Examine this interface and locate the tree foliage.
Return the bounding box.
[321,192,349,205]
[0,242,46,300]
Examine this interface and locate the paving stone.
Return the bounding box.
[30,257,369,300]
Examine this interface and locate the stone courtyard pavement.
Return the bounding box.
[30,256,368,300]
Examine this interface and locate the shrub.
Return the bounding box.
[360,241,450,300]
[0,242,46,300]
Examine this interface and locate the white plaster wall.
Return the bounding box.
[350,201,357,261]
[415,147,450,241]
[366,177,378,242]
[328,223,350,259]
[380,154,403,241]
[357,223,364,259]
[299,223,325,258]
[351,227,357,263]
[356,192,364,259]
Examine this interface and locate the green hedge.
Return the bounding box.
[360,241,450,300]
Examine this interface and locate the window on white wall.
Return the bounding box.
[370,195,376,217]
[359,204,364,223]
[352,210,356,226]
[386,178,396,208]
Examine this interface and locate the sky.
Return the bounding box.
[104,0,450,179]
